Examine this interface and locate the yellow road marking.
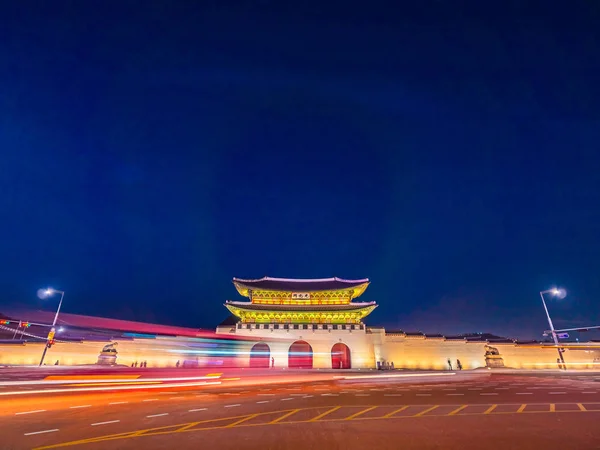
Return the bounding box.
[414,405,439,416]
[33,403,600,450]
[448,405,468,416]
[221,378,241,381]
[345,406,377,420]
[549,404,555,412]
[483,405,497,415]
[270,409,300,424]
[310,406,342,422]
[176,422,201,432]
[383,405,409,418]
[226,414,259,427]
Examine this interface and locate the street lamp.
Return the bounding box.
[37,288,65,367]
[539,287,567,369]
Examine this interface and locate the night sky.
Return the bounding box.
[1,2,599,339]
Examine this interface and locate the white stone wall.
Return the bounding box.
[216,324,376,369]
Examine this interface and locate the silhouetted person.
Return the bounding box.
[456,359,462,370]
[176,360,180,368]
[271,357,275,368]
[55,360,59,366]
[391,362,395,370]
[447,358,453,370]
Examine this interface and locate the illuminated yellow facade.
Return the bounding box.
[226,277,377,324]
[224,303,377,324]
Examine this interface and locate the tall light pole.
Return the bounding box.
[37,288,65,367]
[540,288,567,369]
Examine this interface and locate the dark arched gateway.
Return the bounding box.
[250,343,270,368]
[288,340,313,369]
[331,343,351,369]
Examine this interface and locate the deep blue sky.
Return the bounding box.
[1,2,599,339]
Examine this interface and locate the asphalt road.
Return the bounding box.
[2,371,600,450]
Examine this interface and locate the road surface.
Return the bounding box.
[2,369,600,449]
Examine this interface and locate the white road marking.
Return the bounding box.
[281,398,293,401]
[256,401,269,404]
[222,393,240,396]
[16,410,46,415]
[24,429,58,436]
[304,395,314,398]
[321,393,339,396]
[258,393,275,396]
[91,420,120,426]
[143,399,158,402]
[189,408,207,412]
[225,404,241,408]
[70,405,91,409]
[109,401,128,405]
[147,413,169,418]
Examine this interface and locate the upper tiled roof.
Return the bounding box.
[233,277,369,292]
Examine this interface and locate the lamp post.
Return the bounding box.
[37,288,65,367]
[539,288,567,370]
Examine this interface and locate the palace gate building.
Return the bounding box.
[217,277,379,369]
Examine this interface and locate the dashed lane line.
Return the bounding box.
[109,401,128,405]
[25,429,59,436]
[146,413,169,418]
[70,405,92,409]
[256,401,269,404]
[16,410,46,415]
[142,399,158,402]
[224,404,241,408]
[91,420,120,426]
[189,408,207,412]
